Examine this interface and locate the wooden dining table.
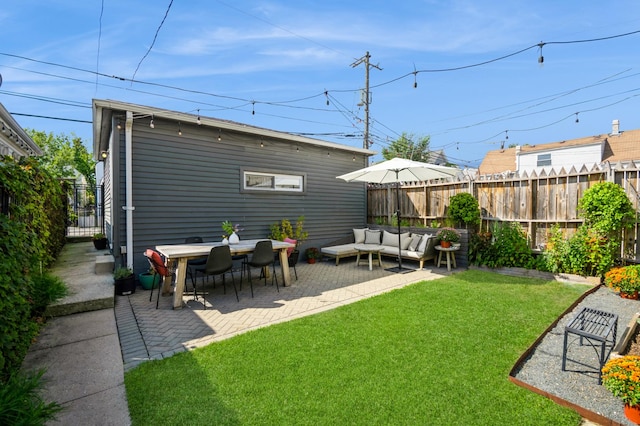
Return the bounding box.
[155,239,295,309]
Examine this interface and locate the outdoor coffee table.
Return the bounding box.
[354,244,383,271]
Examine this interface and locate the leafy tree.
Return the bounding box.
[382,133,431,161]
[448,192,481,229]
[26,130,95,188]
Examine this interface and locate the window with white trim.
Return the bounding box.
[537,153,551,167]
[243,171,304,192]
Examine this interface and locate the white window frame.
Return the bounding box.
[242,170,305,193]
[537,153,552,167]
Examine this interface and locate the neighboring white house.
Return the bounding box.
[0,102,41,158]
[478,119,638,176]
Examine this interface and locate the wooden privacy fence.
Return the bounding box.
[367,162,640,257]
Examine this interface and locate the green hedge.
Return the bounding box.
[0,156,66,381]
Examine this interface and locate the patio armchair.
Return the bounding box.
[144,248,174,309]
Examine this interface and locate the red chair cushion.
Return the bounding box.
[284,238,297,257]
[145,249,170,277]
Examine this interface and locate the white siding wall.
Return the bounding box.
[517,144,602,173]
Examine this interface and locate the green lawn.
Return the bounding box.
[124,270,589,425]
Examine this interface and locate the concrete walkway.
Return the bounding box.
[22,241,451,425]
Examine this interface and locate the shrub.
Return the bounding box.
[448,192,480,229]
[29,273,69,317]
[579,181,635,235]
[544,225,615,277]
[604,265,640,294]
[0,370,63,425]
[469,222,534,268]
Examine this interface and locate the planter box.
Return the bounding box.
[114,276,136,296]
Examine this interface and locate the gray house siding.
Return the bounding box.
[96,101,373,275]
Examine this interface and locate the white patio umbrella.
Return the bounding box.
[337,157,459,272]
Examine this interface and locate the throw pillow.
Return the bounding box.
[283,238,297,257]
[408,234,423,251]
[353,228,368,244]
[417,235,433,253]
[364,229,381,244]
[400,232,412,250]
[382,230,398,247]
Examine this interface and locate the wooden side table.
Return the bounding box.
[354,244,383,271]
[435,245,459,271]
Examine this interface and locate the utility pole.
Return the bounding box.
[351,52,381,157]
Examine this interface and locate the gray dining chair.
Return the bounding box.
[242,240,278,297]
[194,245,239,308]
[185,236,206,292]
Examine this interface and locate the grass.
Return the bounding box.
[124,270,590,425]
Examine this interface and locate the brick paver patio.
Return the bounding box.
[115,256,450,371]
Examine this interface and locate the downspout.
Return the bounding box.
[124,111,135,269]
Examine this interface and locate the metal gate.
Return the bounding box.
[66,183,104,237]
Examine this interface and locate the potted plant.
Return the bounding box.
[114,266,135,296]
[605,265,640,299]
[138,267,159,291]
[602,355,640,423]
[436,227,460,248]
[268,216,308,243]
[92,233,108,250]
[221,221,243,244]
[305,247,320,264]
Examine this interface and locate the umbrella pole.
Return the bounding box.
[396,178,403,271]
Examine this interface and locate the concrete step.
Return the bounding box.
[45,241,115,317]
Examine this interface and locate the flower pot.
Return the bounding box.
[222,238,229,245]
[93,238,108,250]
[307,258,316,264]
[440,240,451,248]
[139,273,159,290]
[621,290,639,300]
[625,404,640,424]
[115,275,136,296]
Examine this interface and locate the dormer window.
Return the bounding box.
[537,153,551,167]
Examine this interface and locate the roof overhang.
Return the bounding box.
[92,99,375,160]
[0,102,42,157]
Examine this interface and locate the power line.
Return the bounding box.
[131,0,174,83]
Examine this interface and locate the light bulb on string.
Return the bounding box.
[217,129,222,142]
[575,112,580,123]
[178,122,182,136]
[149,114,154,129]
[537,42,545,65]
[413,65,418,88]
[196,109,201,125]
[252,101,255,115]
[325,90,329,106]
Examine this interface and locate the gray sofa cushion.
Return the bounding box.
[364,229,381,244]
[353,228,368,244]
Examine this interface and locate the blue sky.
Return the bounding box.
[1,0,640,167]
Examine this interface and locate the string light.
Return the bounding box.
[325,90,329,105]
[217,129,222,141]
[296,146,299,152]
[260,138,264,148]
[537,42,545,64]
[196,109,201,125]
[116,120,122,130]
[413,65,418,88]
[575,112,580,123]
[149,114,154,128]
[252,101,255,115]
[178,121,182,136]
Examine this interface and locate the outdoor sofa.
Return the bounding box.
[321,228,438,269]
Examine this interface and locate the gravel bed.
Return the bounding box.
[513,286,640,425]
